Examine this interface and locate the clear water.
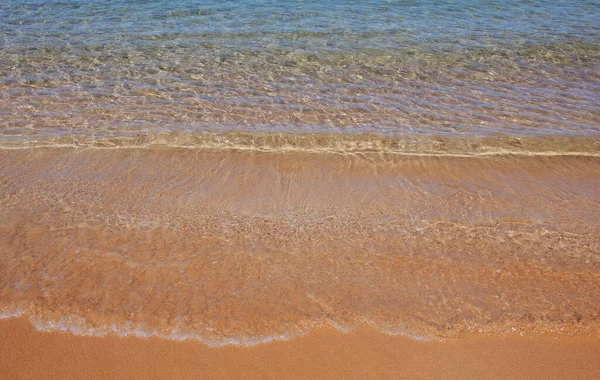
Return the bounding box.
[1,0,599,141]
[1,1,600,345]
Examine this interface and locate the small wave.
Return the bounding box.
[0,132,598,157]
[25,312,306,347]
[1,310,433,347]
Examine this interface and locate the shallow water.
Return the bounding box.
[0,0,599,344]
[1,0,599,139]
[1,149,599,343]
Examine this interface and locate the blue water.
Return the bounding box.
[0,0,599,140]
[2,0,599,51]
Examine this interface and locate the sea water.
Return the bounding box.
[0,0,599,344]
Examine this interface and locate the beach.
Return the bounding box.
[1,146,599,340]
[1,144,600,379]
[2,317,600,380]
[1,0,599,378]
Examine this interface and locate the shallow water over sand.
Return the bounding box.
[1,0,599,345]
[2,1,599,140]
[1,147,599,344]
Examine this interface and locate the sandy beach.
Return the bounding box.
[1,1,599,378]
[1,317,599,380]
[1,147,599,379]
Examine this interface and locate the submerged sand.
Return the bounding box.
[0,143,599,378]
[1,146,599,342]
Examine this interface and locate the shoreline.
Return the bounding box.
[1,317,599,380]
[1,148,599,343]
[1,148,599,379]
[1,133,599,158]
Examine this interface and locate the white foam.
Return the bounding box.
[375,324,433,342]
[2,309,436,346]
[25,313,308,347]
[0,307,24,319]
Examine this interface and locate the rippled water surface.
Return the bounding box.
[1,0,599,140]
[1,1,599,345]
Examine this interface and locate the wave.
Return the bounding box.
[1,134,598,347]
[1,311,433,347]
[1,132,599,157]
[1,306,596,347]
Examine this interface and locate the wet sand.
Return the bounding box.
[2,1,599,378]
[1,145,599,378]
[2,147,600,341]
[1,317,599,380]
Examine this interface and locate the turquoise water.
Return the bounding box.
[1,0,599,141]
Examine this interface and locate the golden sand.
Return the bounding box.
[1,148,599,342]
[1,318,599,380]
[1,146,599,378]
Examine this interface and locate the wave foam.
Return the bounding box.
[0,311,433,347]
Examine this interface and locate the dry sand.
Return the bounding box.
[1,318,598,380]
